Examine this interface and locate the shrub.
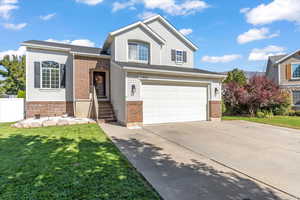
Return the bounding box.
[289,110,296,116]
[295,111,300,116]
[17,90,25,98]
[256,111,265,118]
[263,110,274,119]
[223,76,291,116]
[222,100,227,114]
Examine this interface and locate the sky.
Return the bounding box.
[0,0,300,73]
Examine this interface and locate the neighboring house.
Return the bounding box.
[244,71,265,80]
[22,15,225,127]
[266,50,300,110]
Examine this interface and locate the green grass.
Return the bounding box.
[0,123,160,200]
[222,116,300,130]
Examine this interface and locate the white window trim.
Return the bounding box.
[40,61,61,89]
[175,50,183,64]
[291,62,300,80]
[128,42,149,63]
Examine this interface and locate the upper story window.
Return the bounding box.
[292,63,300,79]
[176,50,183,63]
[41,61,60,89]
[171,49,187,64]
[128,42,149,62]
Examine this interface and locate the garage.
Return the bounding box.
[142,82,208,124]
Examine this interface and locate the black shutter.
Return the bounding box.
[60,64,66,88]
[34,62,40,88]
[171,49,176,61]
[183,51,187,62]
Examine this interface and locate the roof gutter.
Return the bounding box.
[71,51,111,59]
[123,66,226,79]
[21,43,71,52]
[275,49,300,64]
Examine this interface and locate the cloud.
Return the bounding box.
[237,27,279,44]
[0,0,18,19]
[40,13,56,21]
[244,0,300,25]
[0,46,25,60]
[248,45,286,61]
[138,11,157,20]
[113,0,209,16]
[202,54,242,63]
[3,23,27,30]
[75,0,103,6]
[46,38,96,47]
[240,7,250,13]
[179,28,193,36]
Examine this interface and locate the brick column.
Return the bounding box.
[126,101,143,127]
[209,101,222,121]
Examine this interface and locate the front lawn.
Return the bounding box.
[222,116,300,130]
[0,123,160,200]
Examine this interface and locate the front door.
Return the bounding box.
[94,72,106,99]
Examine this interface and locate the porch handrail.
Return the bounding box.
[93,86,99,119]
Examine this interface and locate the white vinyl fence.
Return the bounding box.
[0,98,24,123]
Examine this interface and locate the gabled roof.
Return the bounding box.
[268,54,287,65]
[103,15,198,51]
[110,21,165,44]
[275,49,300,64]
[102,21,166,50]
[143,15,198,51]
[21,40,107,55]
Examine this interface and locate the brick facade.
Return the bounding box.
[126,101,143,124]
[74,56,110,100]
[26,101,74,118]
[209,101,221,119]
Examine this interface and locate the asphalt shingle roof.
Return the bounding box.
[269,55,287,64]
[22,40,106,55]
[116,61,224,76]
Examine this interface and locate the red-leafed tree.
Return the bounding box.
[223,75,290,116]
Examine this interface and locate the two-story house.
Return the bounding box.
[22,15,225,127]
[266,50,300,110]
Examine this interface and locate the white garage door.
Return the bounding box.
[142,82,207,124]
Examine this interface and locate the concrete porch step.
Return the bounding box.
[97,117,116,123]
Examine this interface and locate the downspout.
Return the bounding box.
[72,53,76,117]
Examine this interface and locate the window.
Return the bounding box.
[41,61,60,89]
[176,50,183,63]
[171,49,187,63]
[292,64,300,79]
[293,91,300,105]
[128,42,149,62]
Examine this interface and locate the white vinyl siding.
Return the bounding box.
[142,83,207,124]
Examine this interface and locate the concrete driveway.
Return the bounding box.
[101,120,300,200]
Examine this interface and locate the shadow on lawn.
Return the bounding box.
[0,133,160,200]
[112,137,290,200]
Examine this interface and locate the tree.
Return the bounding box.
[223,75,290,116]
[0,55,25,95]
[224,68,247,86]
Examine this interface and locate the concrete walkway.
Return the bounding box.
[100,121,299,200]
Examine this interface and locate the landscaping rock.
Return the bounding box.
[43,120,57,127]
[30,122,42,128]
[12,116,95,128]
[57,119,69,126]
[12,122,23,128]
